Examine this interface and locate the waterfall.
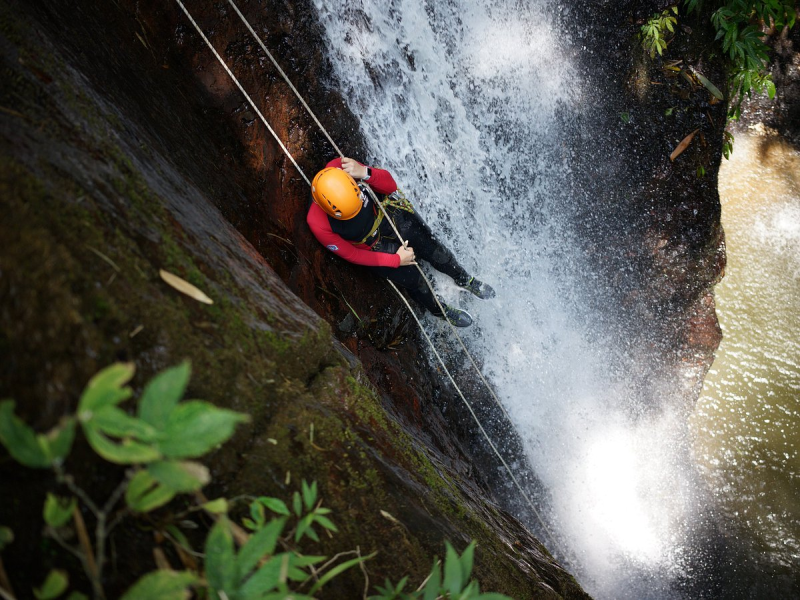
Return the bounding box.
[312,1,702,597]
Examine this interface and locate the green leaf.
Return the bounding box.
[0,400,50,468]
[236,517,287,577]
[238,555,282,599]
[294,514,315,542]
[693,70,725,100]
[77,363,135,414]
[724,25,735,53]
[465,580,481,595]
[82,423,161,464]
[33,569,68,600]
[443,542,463,594]
[120,570,199,600]
[313,514,337,532]
[258,497,290,516]
[307,552,375,595]
[205,518,238,595]
[202,498,229,514]
[423,559,442,600]
[92,406,159,442]
[148,460,210,493]
[157,401,249,459]
[459,541,476,583]
[0,526,14,551]
[286,561,309,582]
[125,470,176,512]
[303,525,319,543]
[44,494,76,528]
[250,500,266,528]
[292,491,302,517]
[258,592,314,600]
[65,592,89,600]
[301,480,317,511]
[138,362,191,428]
[290,554,326,568]
[766,79,776,99]
[394,575,409,595]
[42,418,76,464]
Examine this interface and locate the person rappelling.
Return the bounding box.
[307,157,495,327]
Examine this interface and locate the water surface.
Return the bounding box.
[691,129,800,568]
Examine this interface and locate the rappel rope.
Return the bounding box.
[174,0,561,555]
[225,0,512,425]
[173,0,310,186]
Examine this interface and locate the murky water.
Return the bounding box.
[690,129,800,568]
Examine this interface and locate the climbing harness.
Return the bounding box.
[173,0,563,556]
[356,206,383,246]
[355,190,413,246]
[383,189,415,214]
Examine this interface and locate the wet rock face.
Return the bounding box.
[559,0,727,404]
[0,0,587,597]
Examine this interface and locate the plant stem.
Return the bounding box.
[93,476,128,600]
[73,506,103,599]
[358,546,369,600]
[55,466,100,517]
[47,528,86,564]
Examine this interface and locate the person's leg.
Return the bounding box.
[372,264,439,314]
[389,209,496,299]
[370,263,473,327]
[391,210,470,283]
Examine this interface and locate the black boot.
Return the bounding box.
[457,276,495,299]
[438,303,473,327]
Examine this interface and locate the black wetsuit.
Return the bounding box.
[330,202,469,315]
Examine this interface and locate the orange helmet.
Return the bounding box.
[311,168,363,220]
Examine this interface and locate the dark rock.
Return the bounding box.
[559,0,727,403]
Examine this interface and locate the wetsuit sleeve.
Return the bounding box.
[325,157,397,195]
[307,203,401,268]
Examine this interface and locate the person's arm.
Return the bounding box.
[325,157,397,195]
[307,203,401,268]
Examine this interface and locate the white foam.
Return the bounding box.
[313,1,699,597]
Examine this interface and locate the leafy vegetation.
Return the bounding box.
[685,0,795,119]
[372,541,512,600]
[641,6,679,58]
[0,363,513,600]
[640,2,795,159]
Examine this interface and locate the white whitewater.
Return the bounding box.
[313,1,700,597]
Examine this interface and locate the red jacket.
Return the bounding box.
[307,158,401,268]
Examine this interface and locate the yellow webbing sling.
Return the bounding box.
[357,189,415,245]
